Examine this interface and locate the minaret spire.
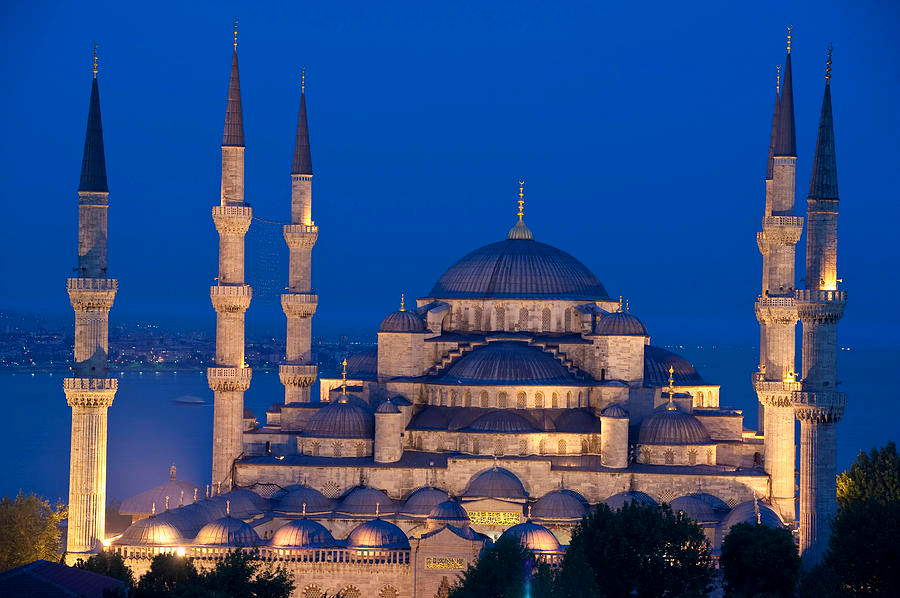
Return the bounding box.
[808,46,838,203]
[223,18,244,148]
[79,45,107,194]
[774,27,796,157]
[291,67,313,176]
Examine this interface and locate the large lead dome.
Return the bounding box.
[430,237,609,300]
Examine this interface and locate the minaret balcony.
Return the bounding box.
[212,205,252,235]
[793,390,845,423]
[207,366,252,392]
[794,289,847,305]
[795,290,846,324]
[279,364,318,388]
[67,278,117,311]
[283,224,318,249]
[754,296,798,325]
[756,232,769,255]
[281,293,318,318]
[210,285,252,313]
[762,215,804,245]
[63,377,117,408]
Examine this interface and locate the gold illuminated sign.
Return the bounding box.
[468,511,521,526]
[425,557,467,569]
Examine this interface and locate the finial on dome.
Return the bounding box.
[301,65,306,94]
[170,464,176,481]
[786,25,792,54]
[399,293,405,312]
[666,365,677,410]
[233,17,239,48]
[341,358,348,394]
[375,502,381,518]
[668,365,675,389]
[92,42,98,79]
[618,296,624,312]
[194,488,198,503]
[625,298,630,313]
[302,503,307,518]
[527,504,532,519]
[226,499,231,516]
[517,179,525,220]
[165,496,169,511]
[180,490,185,507]
[507,179,534,240]
[206,484,210,499]
[825,44,833,82]
[492,456,499,471]
[151,502,156,516]
[776,64,781,95]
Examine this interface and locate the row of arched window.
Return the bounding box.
[451,305,580,333]
[410,434,601,456]
[428,388,585,409]
[305,440,368,458]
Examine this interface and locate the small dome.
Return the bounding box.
[600,404,629,418]
[214,489,268,518]
[380,310,426,333]
[465,410,537,433]
[501,521,561,553]
[346,349,378,378]
[721,501,784,537]
[156,505,209,537]
[669,495,719,522]
[555,409,601,433]
[115,515,183,546]
[643,346,705,387]
[439,341,583,385]
[463,467,527,499]
[346,519,410,550]
[402,487,450,516]
[531,490,589,520]
[270,518,335,548]
[603,490,658,510]
[638,404,711,445]
[196,499,228,520]
[304,399,374,439]
[428,500,470,525]
[375,399,401,414]
[195,516,260,546]
[337,486,396,516]
[276,486,333,514]
[593,311,649,336]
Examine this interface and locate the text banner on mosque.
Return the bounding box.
[425,557,467,570]
[467,511,521,526]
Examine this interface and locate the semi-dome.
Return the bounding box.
[593,311,649,336]
[531,490,589,520]
[346,348,378,378]
[429,236,609,300]
[303,399,374,439]
[428,500,470,525]
[501,521,561,553]
[721,500,784,537]
[270,518,335,548]
[603,490,658,510]
[669,495,720,522]
[555,409,601,433]
[465,410,537,433]
[195,516,260,546]
[600,404,629,418]
[337,486,396,516]
[439,342,584,385]
[115,515,183,546]
[638,404,711,445]
[375,399,401,414]
[690,491,731,515]
[380,309,426,333]
[644,346,706,387]
[214,489,268,518]
[463,467,527,499]
[402,487,450,516]
[156,505,209,537]
[346,519,410,550]
[276,486,333,514]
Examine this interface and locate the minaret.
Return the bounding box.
[793,46,846,566]
[279,67,318,405]
[208,21,252,490]
[64,44,118,562]
[753,27,803,524]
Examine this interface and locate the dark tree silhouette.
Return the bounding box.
[720,522,799,598]
[448,534,553,598]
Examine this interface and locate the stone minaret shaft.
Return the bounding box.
[754,44,802,523]
[279,81,318,403]
[793,59,845,566]
[208,45,252,490]
[65,65,118,561]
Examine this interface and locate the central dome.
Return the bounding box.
[430,237,609,300]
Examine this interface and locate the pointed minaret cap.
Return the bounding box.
[79,44,108,193]
[292,67,313,175]
[808,45,838,201]
[223,19,245,147]
[774,27,797,157]
[507,179,534,240]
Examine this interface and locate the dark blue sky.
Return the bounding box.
[3,0,898,346]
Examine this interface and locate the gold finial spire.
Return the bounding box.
[776,64,781,95]
[625,298,630,313]
[527,504,532,519]
[517,179,525,220]
[151,502,156,516]
[92,43,98,79]
[375,502,381,518]
[618,296,624,313]
[341,358,348,393]
[301,66,306,94]
[826,44,833,81]
[668,365,675,389]
[226,499,231,516]
[400,293,405,312]
[786,25,792,54]
[165,495,169,511]
[233,17,239,48]
[666,365,677,410]
[302,503,307,518]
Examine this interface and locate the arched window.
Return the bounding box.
[558,439,567,455]
[706,449,714,465]
[464,390,472,407]
[519,439,528,455]
[459,437,468,453]
[551,392,559,409]
[341,587,361,598]
[450,390,458,407]
[494,439,504,456]
[474,306,483,330]
[535,392,544,408]
[311,442,320,457]
[495,306,506,330]
[539,439,547,454]
[697,391,704,406]
[356,442,365,457]
[379,586,399,598]
[664,449,675,465]
[600,368,606,382]
[688,449,697,465]
[566,391,573,408]
[564,308,572,331]
[332,441,343,457]
[498,392,508,408]
[541,308,551,332]
[578,391,583,407]
[582,438,590,454]
[303,584,323,598]
[481,391,490,408]
[472,439,480,455]
[518,307,529,330]
[456,309,468,331]
[416,436,423,450]
[516,392,526,409]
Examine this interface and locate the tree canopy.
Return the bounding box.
[0,491,66,572]
[75,551,135,588]
[720,521,799,598]
[448,534,554,598]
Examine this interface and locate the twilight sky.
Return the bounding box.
[2,0,898,346]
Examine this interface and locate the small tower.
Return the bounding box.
[792,46,846,566]
[64,44,118,562]
[374,399,404,463]
[377,294,427,381]
[208,21,253,490]
[279,66,319,403]
[599,404,629,469]
[753,28,803,524]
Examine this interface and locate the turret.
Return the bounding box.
[377,294,427,381]
[599,405,629,469]
[374,399,404,463]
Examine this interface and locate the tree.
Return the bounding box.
[75,551,135,588]
[133,553,199,598]
[0,491,66,572]
[448,534,554,598]
[720,522,799,598]
[200,549,294,598]
[836,441,900,509]
[561,502,713,598]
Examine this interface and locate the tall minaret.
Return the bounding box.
[64,45,118,562]
[208,22,252,490]
[793,47,846,566]
[279,67,318,405]
[753,27,803,524]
